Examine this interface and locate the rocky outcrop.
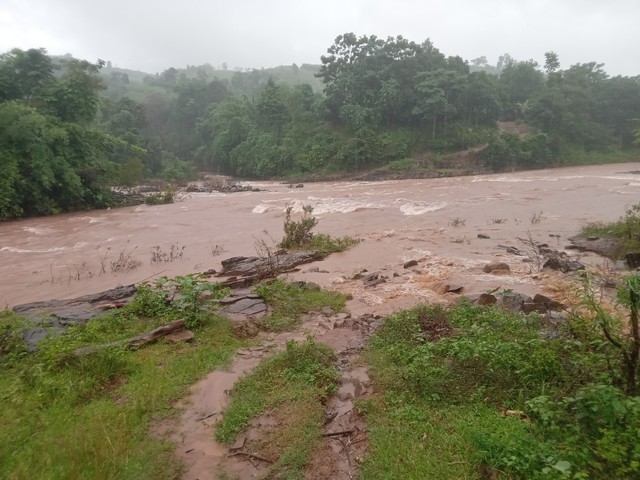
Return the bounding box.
[13,284,137,350]
[216,251,324,287]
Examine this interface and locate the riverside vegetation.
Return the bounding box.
[0,211,355,479]
[2,36,640,220]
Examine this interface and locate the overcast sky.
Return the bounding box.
[1,0,638,76]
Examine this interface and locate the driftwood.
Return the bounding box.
[228,451,273,464]
[323,429,355,437]
[75,319,186,356]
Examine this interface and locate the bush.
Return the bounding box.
[280,205,318,249]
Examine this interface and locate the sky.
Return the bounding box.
[1,0,638,76]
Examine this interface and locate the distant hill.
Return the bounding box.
[99,62,323,102]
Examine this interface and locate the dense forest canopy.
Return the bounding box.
[1,34,640,219]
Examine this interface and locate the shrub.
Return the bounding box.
[280,205,318,249]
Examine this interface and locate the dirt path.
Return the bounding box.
[155,304,381,479]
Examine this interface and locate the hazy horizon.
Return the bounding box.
[1,0,639,77]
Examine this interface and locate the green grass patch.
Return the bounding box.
[215,339,339,478]
[254,279,348,332]
[361,302,638,479]
[0,279,242,480]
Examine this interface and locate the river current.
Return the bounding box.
[1,163,639,308]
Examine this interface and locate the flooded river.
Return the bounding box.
[1,163,639,308]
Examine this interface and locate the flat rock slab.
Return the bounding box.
[223,297,267,316]
[13,284,137,350]
[13,284,136,325]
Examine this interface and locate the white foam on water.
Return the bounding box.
[398,200,446,215]
[22,226,55,235]
[285,197,385,214]
[1,246,66,253]
[252,205,270,214]
[472,176,534,183]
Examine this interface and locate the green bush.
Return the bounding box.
[475,384,640,479]
[280,204,318,249]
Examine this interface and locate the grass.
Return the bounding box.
[214,339,339,478]
[360,301,637,479]
[254,279,349,332]
[0,282,242,480]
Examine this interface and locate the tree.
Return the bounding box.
[0,48,54,103]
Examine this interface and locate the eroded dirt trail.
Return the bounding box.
[157,306,379,480]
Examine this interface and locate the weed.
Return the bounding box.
[491,217,508,224]
[210,243,225,257]
[517,231,546,272]
[0,310,28,364]
[150,243,186,264]
[110,244,142,273]
[530,211,544,224]
[448,217,466,227]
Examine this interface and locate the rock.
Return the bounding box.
[217,251,323,280]
[202,268,217,276]
[542,258,562,270]
[565,261,586,272]
[222,297,268,317]
[483,262,510,274]
[532,293,564,311]
[587,236,600,241]
[14,284,137,324]
[478,293,497,305]
[362,272,386,287]
[627,252,640,269]
[165,329,195,343]
[523,301,546,314]
[306,267,320,273]
[393,272,400,277]
[403,259,419,269]
[477,234,491,239]
[499,292,530,312]
[295,183,304,188]
[445,285,464,294]
[321,306,334,316]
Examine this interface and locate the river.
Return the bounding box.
[1,163,639,309]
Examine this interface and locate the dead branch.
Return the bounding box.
[74,319,186,355]
[323,429,355,437]
[228,451,273,464]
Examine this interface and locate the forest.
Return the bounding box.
[1,33,640,219]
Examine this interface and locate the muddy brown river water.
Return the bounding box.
[1,163,639,309]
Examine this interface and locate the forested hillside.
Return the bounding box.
[1,34,640,219]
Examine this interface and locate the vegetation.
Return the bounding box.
[254,279,348,331]
[280,204,360,254]
[581,201,640,258]
[0,277,241,479]
[361,295,640,479]
[1,38,639,219]
[214,339,339,477]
